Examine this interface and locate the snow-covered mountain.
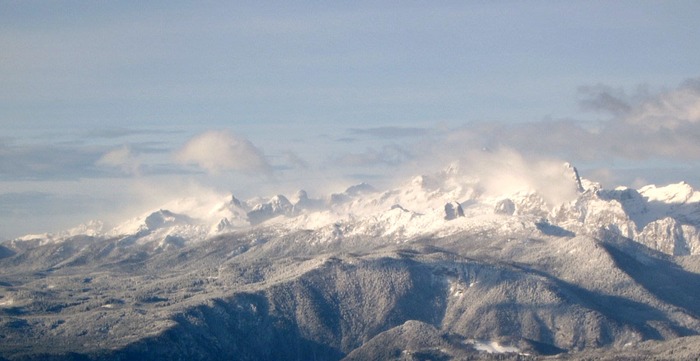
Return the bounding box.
[13,162,700,257]
[3,163,700,360]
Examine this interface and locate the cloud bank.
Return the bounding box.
[175,130,271,175]
[424,78,700,164]
[574,78,700,160]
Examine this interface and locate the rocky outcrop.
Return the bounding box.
[444,201,464,220]
[494,199,516,215]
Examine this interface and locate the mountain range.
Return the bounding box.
[2,163,700,360]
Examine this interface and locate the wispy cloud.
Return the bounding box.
[333,145,413,168]
[174,130,271,175]
[84,127,181,140]
[96,145,141,176]
[621,79,700,132]
[577,84,634,116]
[284,151,310,170]
[0,141,102,181]
[348,126,430,139]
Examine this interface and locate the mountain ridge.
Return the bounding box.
[2,163,700,360]
[10,163,700,257]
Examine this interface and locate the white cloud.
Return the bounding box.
[175,130,271,175]
[424,148,580,207]
[96,145,141,175]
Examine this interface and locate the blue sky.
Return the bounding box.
[2,1,700,239]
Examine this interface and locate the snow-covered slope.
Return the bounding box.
[10,162,700,256]
[553,181,700,255]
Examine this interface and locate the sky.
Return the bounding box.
[2,1,700,239]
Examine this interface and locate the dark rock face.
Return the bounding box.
[444,202,465,220]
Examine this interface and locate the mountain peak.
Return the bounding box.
[247,194,295,225]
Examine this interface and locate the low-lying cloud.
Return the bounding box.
[458,149,581,206]
[175,130,271,175]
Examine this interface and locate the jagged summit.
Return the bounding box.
[247,194,294,225]
[564,162,586,192]
[229,194,243,208]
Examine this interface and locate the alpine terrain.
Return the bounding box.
[2,163,700,360]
